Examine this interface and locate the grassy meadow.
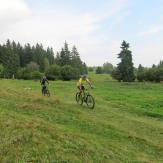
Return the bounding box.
[0,73,163,162]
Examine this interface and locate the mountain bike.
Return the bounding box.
[76,88,95,109]
[42,85,50,97]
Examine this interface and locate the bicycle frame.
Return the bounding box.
[81,88,91,102]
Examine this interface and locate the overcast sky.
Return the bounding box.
[0,0,163,67]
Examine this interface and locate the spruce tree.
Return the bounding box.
[64,41,71,65]
[46,47,55,64]
[71,45,82,71]
[117,40,135,82]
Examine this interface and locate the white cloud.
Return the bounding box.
[0,0,129,66]
[132,43,163,67]
[0,0,31,31]
[138,24,163,37]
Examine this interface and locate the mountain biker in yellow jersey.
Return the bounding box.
[77,74,93,94]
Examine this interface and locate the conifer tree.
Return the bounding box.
[117,40,135,82]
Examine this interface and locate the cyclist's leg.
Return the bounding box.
[81,85,86,99]
[77,85,81,94]
[81,85,85,91]
[42,85,44,94]
[42,84,46,94]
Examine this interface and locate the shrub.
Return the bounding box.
[17,68,31,80]
[137,67,163,82]
[111,68,122,81]
[88,67,94,72]
[31,71,43,80]
[61,65,74,80]
[0,64,4,78]
[103,62,113,74]
[26,62,39,72]
[72,68,80,79]
[46,64,61,80]
[96,67,103,74]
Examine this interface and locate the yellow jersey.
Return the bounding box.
[77,78,90,86]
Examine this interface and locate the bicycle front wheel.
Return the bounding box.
[76,92,83,105]
[86,95,95,109]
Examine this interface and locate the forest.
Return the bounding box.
[0,40,87,80]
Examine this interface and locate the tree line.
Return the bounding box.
[0,40,87,80]
[111,41,163,82]
[137,61,163,82]
[93,40,163,82]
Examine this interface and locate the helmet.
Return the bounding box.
[81,74,87,79]
[43,75,47,79]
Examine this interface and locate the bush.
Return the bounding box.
[0,64,4,78]
[137,68,147,82]
[61,65,74,80]
[111,68,122,81]
[72,68,80,79]
[46,65,61,80]
[17,68,31,80]
[137,72,145,82]
[46,75,56,81]
[88,67,94,72]
[137,67,163,82]
[31,71,43,80]
[103,62,113,74]
[96,67,103,74]
[159,67,163,81]
[26,62,39,72]
[17,68,43,80]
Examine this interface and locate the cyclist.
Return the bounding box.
[77,74,93,94]
[40,75,49,95]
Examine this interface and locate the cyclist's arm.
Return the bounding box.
[86,79,92,88]
[78,78,82,86]
[46,79,49,84]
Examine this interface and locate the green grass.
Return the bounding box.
[0,74,163,162]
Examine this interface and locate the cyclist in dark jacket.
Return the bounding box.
[40,75,49,95]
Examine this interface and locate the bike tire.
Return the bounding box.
[42,86,46,96]
[76,92,83,105]
[46,90,50,97]
[42,89,46,96]
[86,94,95,109]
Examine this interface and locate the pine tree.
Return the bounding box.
[23,43,33,66]
[16,42,24,67]
[158,60,163,68]
[46,47,55,64]
[71,45,82,70]
[2,40,20,77]
[43,58,50,72]
[59,48,66,66]
[55,52,61,65]
[63,41,71,65]
[117,40,135,82]
[58,42,71,66]
[82,62,88,74]
[138,64,144,72]
[0,64,4,77]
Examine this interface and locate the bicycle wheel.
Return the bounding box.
[86,94,95,109]
[76,92,83,105]
[46,90,50,97]
[42,88,46,96]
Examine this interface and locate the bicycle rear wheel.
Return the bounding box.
[76,92,83,105]
[86,95,95,109]
[46,90,50,97]
[42,88,46,96]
